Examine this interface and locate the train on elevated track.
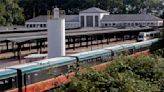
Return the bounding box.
[0,38,159,92]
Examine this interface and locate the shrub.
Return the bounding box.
[54,55,164,92]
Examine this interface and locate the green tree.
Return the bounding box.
[19,0,57,19]
[0,0,24,26]
[0,3,6,25]
[19,0,161,20]
[123,0,160,13]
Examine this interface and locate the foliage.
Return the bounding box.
[0,0,24,26]
[0,0,162,24]
[154,48,164,58]
[19,0,161,20]
[54,55,164,92]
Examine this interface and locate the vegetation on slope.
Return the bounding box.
[54,54,164,92]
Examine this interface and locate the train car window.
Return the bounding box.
[3,78,13,91]
[102,55,110,62]
[12,77,18,88]
[30,72,41,84]
[34,73,39,76]
[0,80,5,91]
[0,81,4,84]
[25,74,32,85]
[128,49,134,55]
[150,34,153,37]
[87,59,92,63]
[0,78,17,91]
[108,52,113,61]
[28,68,53,85]
[146,34,149,37]
[37,69,52,82]
[54,65,69,75]
[138,35,144,38]
[79,60,88,67]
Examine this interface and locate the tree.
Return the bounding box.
[19,0,161,20]
[19,0,57,19]
[123,0,160,14]
[0,3,6,25]
[0,0,24,26]
[54,55,164,92]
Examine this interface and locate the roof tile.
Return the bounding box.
[80,7,109,13]
[101,14,163,22]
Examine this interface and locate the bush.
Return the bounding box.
[154,48,164,57]
[54,55,164,92]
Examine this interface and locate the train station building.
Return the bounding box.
[25,7,163,29]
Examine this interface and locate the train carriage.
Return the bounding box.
[0,62,38,91]
[22,57,76,85]
[0,38,160,92]
[0,57,76,92]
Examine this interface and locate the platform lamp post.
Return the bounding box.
[101,34,104,49]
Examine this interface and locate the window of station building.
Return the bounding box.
[32,24,35,28]
[131,23,134,26]
[113,23,116,26]
[151,23,154,26]
[147,23,150,26]
[105,23,108,27]
[30,24,32,28]
[95,16,99,27]
[138,23,142,26]
[40,24,43,28]
[37,24,40,27]
[43,24,46,27]
[108,23,111,26]
[135,23,139,26]
[26,24,29,28]
[128,23,130,26]
[123,23,127,26]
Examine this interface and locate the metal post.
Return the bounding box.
[97,35,99,45]
[80,36,82,47]
[73,37,76,50]
[40,41,42,54]
[7,68,23,92]
[6,41,9,51]
[86,36,88,48]
[17,44,22,63]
